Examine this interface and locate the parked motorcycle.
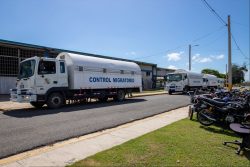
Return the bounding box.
[196,95,250,126]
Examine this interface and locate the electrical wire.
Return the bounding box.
[133,44,186,60]
[231,33,248,59]
[133,25,226,61]
[192,25,226,43]
[201,0,227,26]
[201,0,249,61]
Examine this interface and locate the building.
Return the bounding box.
[0,39,173,94]
[156,67,175,88]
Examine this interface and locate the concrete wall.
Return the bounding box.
[0,77,16,94]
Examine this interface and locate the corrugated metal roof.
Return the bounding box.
[0,39,156,66]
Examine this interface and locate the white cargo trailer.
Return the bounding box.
[164,69,203,94]
[10,52,142,109]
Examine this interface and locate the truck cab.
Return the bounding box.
[10,56,68,107]
[164,73,188,94]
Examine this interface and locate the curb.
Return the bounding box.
[133,92,167,97]
[0,92,167,112]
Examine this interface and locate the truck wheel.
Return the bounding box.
[30,102,45,109]
[98,97,108,102]
[47,93,64,109]
[115,90,125,102]
[169,90,172,95]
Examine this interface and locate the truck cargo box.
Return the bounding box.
[57,52,142,91]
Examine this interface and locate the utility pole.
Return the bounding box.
[188,44,198,71]
[249,56,250,82]
[227,15,232,90]
[189,44,191,71]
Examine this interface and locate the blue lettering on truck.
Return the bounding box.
[89,77,134,83]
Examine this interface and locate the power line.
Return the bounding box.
[192,25,225,42]
[203,30,227,47]
[231,33,248,59]
[231,20,249,28]
[201,0,227,26]
[201,0,249,60]
[133,25,226,61]
[133,44,186,60]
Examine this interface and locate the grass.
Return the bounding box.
[69,119,250,167]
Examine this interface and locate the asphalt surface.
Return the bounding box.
[0,94,190,159]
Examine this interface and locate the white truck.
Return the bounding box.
[10,52,142,109]
[164,69,203,94]
[202,74,218,89]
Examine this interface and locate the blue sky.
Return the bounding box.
[0,0,249,80]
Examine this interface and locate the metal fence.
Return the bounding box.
[0,46,46,77]
[0,46,49,94]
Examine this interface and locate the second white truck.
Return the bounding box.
[10,52,142,109]
[165,70,221,94]
[164,70,203,94]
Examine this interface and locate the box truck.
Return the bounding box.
[164,69,203,94]
[10,52,142,109]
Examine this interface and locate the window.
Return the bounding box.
[18,60,36,79]
[131,71,135,75]
[146,71,151,76]
[79,66,83,71]
[121,70,124,74]
[38,61,56,74]
[103,68,107,73]
[60,62,65,73]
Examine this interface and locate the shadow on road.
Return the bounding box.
[3,98,146,118]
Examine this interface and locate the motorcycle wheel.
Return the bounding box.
[197,109,214,126]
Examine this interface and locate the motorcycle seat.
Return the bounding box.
[202,97,226,107]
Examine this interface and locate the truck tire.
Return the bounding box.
[30,102,45,109]
[168,90,172,95]
[47,93,64,109]
[115,90,125,102]
[98,97,108,102]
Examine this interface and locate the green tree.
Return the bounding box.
[231,64,248,84]
[201,69,225,78]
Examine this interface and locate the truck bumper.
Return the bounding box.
[165,86,177,92]
[10,89,37,103]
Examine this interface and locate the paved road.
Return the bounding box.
[0,94,190,158]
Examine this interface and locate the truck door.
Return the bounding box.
[36,60,58,94]
[57,61,68,88]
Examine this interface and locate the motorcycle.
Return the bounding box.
[196,96,250,126]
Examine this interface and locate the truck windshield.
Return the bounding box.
[166,74,183,82]
[18,60,36,79]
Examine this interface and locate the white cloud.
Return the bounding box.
[192,53,225,64]
[167,65,177,69]
[199,57,212,63]
[125,51,137,56]
[215,54,224,60]
[167,51,183,61]
[210,54,224,60]
[192,54,200,61]
[192,54,212,63]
